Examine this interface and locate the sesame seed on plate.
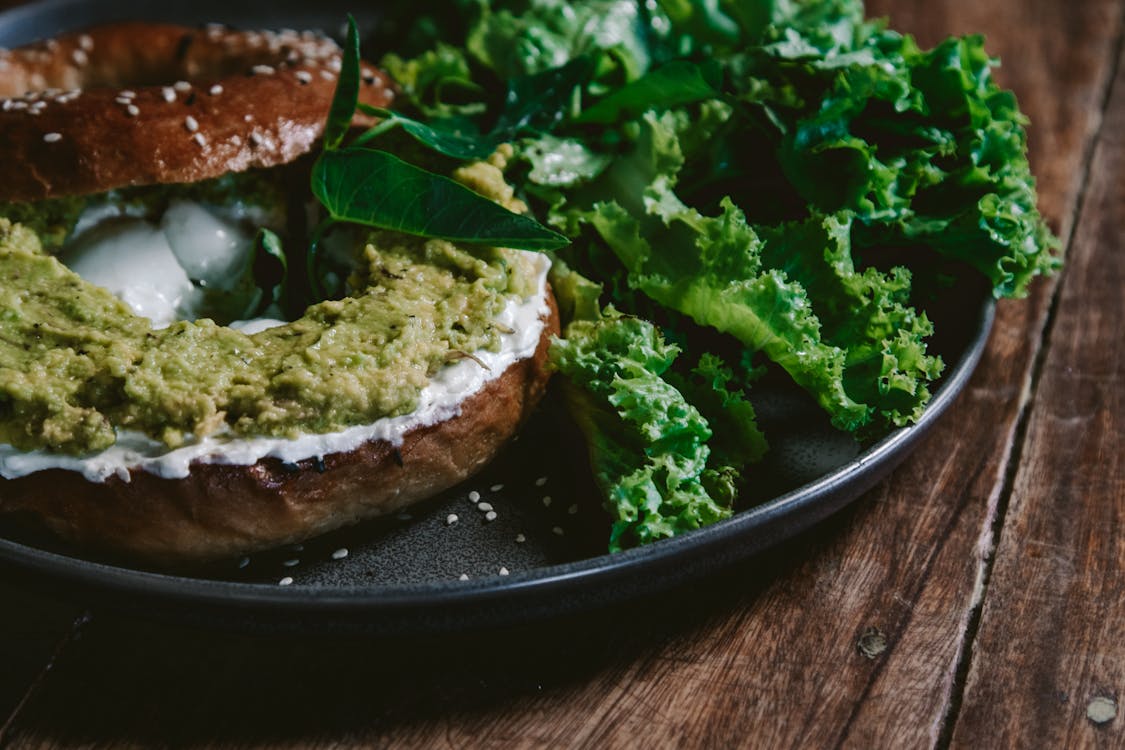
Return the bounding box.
[568,504,579,515]
[279,576,294,586]
[499,567,510,576]
[542,495,552,507]
[459,573,470,581]
[477,501,493,513]
[282,558,300,567]
[237,556,250,569]
[43,132,62,142]
[468,490,481,502]
[490,484,505,492]
[552,526,565,536]
[161,87,176,102]
[184,115,199,132]
[446,513,459,526]
[515,533,526,543]
[331,548,349,560]
[485,511,498,522]
[535,476,548,487]
[209,84,223,95]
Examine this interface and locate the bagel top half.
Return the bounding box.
[0,22,394,202]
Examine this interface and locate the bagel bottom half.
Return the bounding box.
[0,291,559,564]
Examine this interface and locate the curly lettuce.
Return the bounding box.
[550,309,762,550]
[361,0,1059,550]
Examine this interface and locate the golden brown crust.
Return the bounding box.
[0,292,560,563]
[0,23,394,202]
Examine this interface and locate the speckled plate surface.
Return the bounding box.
[0,0,997,634]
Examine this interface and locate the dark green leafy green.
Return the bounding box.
[323,15,362,151]
[311,148,568,250]
[576,59,723,125]
[493,56,598,133]
[357,0,1060,551]
[358,56,597,160]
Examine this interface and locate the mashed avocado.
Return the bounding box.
[0,217,537,455]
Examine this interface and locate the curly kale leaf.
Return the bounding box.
[550,310,753,550]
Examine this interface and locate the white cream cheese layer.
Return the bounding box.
[0,252,552,482]
[59,199,264,328]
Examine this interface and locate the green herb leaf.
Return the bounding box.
[356,56,596,160]
[323,15,362,151]
[576,59,723,124]
[357,106,495,160]
[311,147,570,250]
[250,228,287,316]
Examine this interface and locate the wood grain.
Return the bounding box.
[0,581,84,739]
[949,38,1125,749]
[0,1,1120,748]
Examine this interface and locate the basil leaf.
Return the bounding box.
[251,227,287,316]
[576,59,723,124]
[311,147,569,250]
[357,106,495,160]
[323,15,362,150]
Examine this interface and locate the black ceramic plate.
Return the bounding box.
[0,0,996,634]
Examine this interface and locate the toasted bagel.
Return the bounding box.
[0,22,394,202]
[0,292,559,563]
[0,23,559,564]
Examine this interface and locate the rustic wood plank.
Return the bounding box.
[0,1,1118,748]
[0,580,85,734]
[949,38,1125,749]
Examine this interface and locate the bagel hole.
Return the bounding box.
[7,169,300,330]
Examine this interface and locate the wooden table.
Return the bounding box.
[0,0,1121,747]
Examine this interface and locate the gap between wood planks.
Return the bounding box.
[0,609,91,749]
[932,25,1125,749]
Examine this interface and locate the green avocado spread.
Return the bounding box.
[0,217,536,455]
